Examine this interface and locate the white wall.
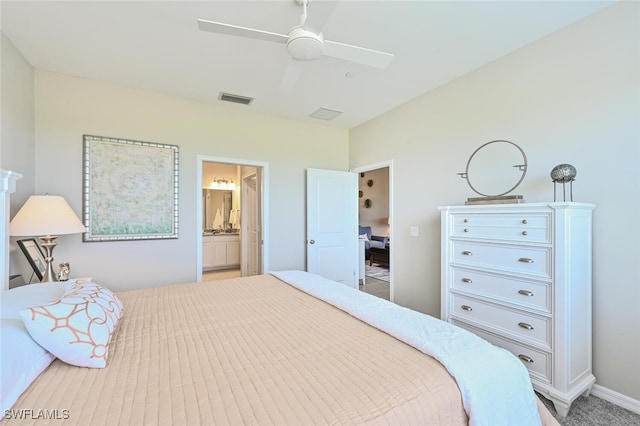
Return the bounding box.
[1,33,38,278]
[350,2,639,400]
[22,70,348,290]
[1,33,34,211]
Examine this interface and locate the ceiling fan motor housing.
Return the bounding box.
[287,27,323,60]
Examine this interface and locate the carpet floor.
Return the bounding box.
[539,393,640,425]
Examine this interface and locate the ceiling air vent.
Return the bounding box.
[309,108,343,121]
[218,92,253,105]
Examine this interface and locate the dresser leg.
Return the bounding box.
[552,399,571,418]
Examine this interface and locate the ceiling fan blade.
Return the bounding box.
[323,40,394,69]
[197,19,288,44]
[280,60,305,92]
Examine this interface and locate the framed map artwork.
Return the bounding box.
[83,135,179,241]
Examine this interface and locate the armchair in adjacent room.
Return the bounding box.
[359,226,388,259]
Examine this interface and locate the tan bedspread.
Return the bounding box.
[7,274,557,425]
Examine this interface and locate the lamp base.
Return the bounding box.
[39,235,59,283]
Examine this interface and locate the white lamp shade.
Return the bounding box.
[10,195,86,236]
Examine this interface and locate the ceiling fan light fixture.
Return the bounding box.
[197,0,394,68]
[287,28,323,60]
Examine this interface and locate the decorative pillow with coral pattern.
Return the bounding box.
[19,281,123,368]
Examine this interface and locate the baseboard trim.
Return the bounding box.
[591,384,640,415]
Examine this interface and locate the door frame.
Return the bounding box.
[351,160,394,302]
[196,155,269,281]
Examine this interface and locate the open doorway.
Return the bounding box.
[352,161,393,302]
[196,155,269,282]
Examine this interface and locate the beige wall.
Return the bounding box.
[202,162,238,189]
[350,2,639,400]
[5,70,348,290]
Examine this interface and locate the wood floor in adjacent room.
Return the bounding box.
[203,268,241,281]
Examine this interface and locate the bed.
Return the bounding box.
[1,271,558,425]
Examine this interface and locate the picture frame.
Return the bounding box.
[17,238,47,281]
[83,135,179,241]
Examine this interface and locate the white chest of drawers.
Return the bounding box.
[440,202,595,417]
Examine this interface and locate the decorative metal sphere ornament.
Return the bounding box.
[551,164,577,201]
[550,164,577,183]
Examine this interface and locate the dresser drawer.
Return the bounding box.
[451,293,551,348]
[452,319,552,384]
[451,213,551,243]
[451,241,551,279]
[451,268,551,313]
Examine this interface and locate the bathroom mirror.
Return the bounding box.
[203,189,232,230]
[458,140,527,201]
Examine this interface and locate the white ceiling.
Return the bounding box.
[1,0,615,129]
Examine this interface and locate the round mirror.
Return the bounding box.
[462,140,527,197]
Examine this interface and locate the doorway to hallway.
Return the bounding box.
[352,160,393,302]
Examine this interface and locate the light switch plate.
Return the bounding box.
[410,226,419,237]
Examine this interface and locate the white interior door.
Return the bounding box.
[306,168,358,288]
[241,170,260,276]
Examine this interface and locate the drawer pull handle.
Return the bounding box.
[522,219,528,224]
[518,322,534,330]
[461,251,473,256]
[518,290,534,297]
[461,305,473,311]
[521,231,528,236]
[518,257,534,263]
[463,228,469,233]
[461,278,473,284]
[463,219,469,223]
[518,354,534,363]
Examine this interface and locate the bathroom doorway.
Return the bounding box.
[197,155,268,282]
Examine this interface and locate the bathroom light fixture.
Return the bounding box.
[210,178,236,190]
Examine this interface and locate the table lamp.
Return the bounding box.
[10,195,86,282]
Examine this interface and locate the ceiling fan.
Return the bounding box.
[197,0,394,69]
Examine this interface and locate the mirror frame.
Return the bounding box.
[461,140,528,197]
[203,189,233,230]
